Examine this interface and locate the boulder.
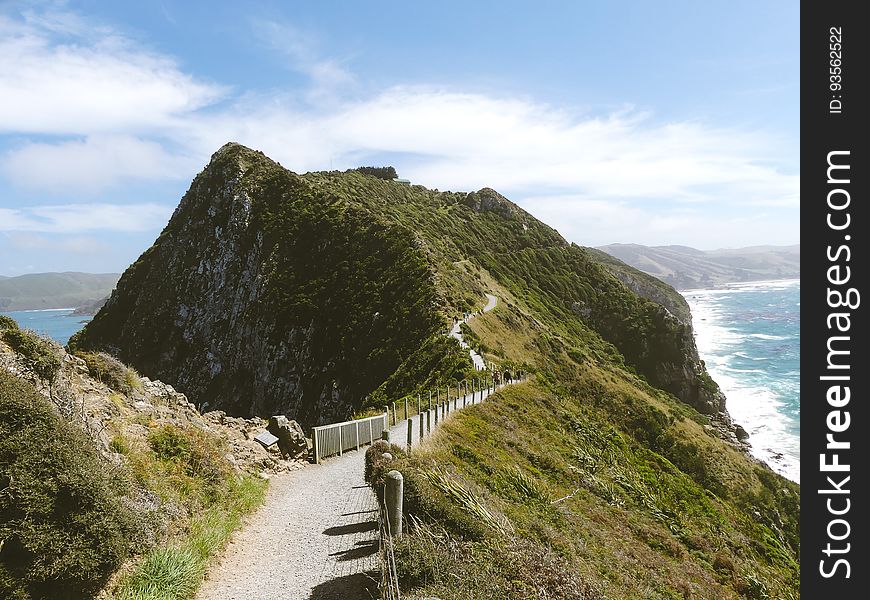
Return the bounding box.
[267,415,309,459]
[734,424,750,442]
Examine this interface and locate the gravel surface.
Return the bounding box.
[449,293,497,370]
[196,450,379,600]
[198,294,504,599]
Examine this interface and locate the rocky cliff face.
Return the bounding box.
[584,247,726,415]
[76,142,730,425]
[75,144,441,425]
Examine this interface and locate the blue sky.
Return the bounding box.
[0,1,799,275]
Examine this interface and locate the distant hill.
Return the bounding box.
[0,273,120,311]
[597,243,799,290]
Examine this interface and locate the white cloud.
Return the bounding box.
[2,135,194,191]
[523,195,799,249]
[0,6,798,249]
[5,232,111,254]
[0,203,174,233]
[0,11,225,135]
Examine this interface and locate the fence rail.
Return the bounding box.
[312,412,388,463]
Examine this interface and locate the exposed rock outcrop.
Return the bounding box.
[74,143,441,426]
[267,415,309,459]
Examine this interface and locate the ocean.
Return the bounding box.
[683,279,800,483]
[1,308,88,346]
[5,282,801,483]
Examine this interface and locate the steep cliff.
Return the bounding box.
[74,144,444,424]
[76,143,726,423]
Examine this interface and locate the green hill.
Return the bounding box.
[0,272,119,311]
[597,243,800,290]
[73,143,798,597]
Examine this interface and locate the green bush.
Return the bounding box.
[1,329,62,383]
[0,370,141,599]
[0,315,18,331]
[76,351,141,395]
[148,425,230,487]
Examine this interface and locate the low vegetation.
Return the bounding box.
[0,370,141,600]
[1,328,62,384]
[76,350,142,395]
[1,330,267,600]
[111,424,267,600]
[381,381,799,599]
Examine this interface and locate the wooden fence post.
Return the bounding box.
[385,471,404,537]
[404,398,409,421]
[407,418,412,453]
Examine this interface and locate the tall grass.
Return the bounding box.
[113,475,266,600]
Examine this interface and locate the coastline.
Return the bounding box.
[682,278,800,483]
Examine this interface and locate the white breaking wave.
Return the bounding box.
[685,286,800,483]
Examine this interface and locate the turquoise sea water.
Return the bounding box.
[683,279,800,482]
[6,282,801,483]
[1,309,88,346]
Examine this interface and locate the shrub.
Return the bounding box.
[1,329,62,383]
[148,424,230,487]
[0,370,142,600]
[0,315,18,331]
[353,166,398,180]
[364,440,406,490]
[76,351,141,395]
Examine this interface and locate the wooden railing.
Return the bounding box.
[312,412,388,464]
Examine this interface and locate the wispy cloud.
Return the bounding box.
[0,5,798,249]
[0,9,225,136]
[0,203,174,233]
[251,18,355,98]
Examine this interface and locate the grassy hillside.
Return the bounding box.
[303,171,800,596]
[0,272,119,311]
[0,320,270,600]
[303,171,723,415]
[381,380,798,599]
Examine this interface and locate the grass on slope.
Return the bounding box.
[110,424,267,600]
[304,171,711,409]
[381,380,798,599]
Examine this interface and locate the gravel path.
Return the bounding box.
[196,451,379,600]
[197,294,502,599]
[450,293,497,370]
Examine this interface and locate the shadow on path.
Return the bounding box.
[330,540,379,562]
[323,520,377,536]
[308,571,379,600]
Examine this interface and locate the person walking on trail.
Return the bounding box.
[503,370,513,384]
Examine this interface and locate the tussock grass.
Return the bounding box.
[113,476,266,600]
[387,380,799,599]
[422,467,513,535]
